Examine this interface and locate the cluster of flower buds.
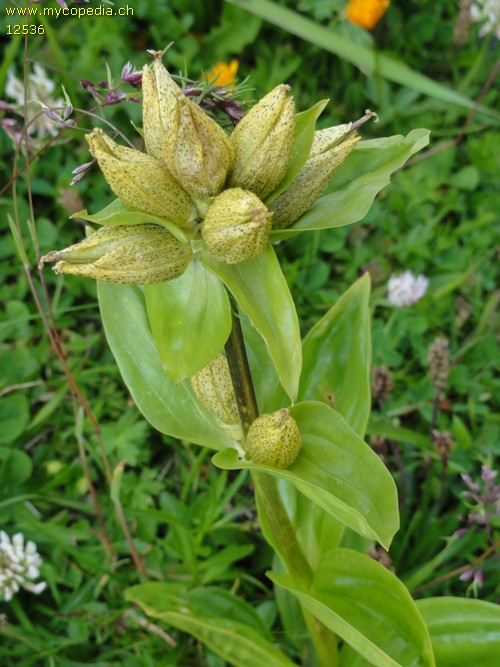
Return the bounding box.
[0,532,46,602]
[41,53,361,285]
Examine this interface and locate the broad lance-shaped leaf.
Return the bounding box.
[213,401,399,548]
[300,273,371,438]
[271,129,430,239]
[125,583,297,667]
[144,260,232,382]
[71,198,191,243]
[416,598,500,667]
[98,282,234,449]
[202,244,301,403]
[271,548,435,667]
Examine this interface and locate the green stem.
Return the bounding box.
[224,305,338,666]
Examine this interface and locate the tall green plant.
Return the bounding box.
[41,53,500,666]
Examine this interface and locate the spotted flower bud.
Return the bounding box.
[39,224,193,285]
[191,354,240,426]
[269,124,360,229]
[246,409,302,469]
[228,84,295,200]
[142,59,233,201]
[86,128,195,229]
[202,188,272,264]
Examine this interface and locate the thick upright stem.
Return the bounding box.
[224,308,259,434]
[224,305,338,666]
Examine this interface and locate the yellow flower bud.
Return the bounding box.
[202,188,272,264]
[142,60,234,201]
[270,124,360,229]
[191,354,240,426]
[39,224,193,285]
[86,128,195,229]
[228,84,295,200]
[141,59,180,165]
[246,409,302,469]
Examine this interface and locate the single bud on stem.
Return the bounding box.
[86,128,195,229]
[202,188,272,264]
[246,409,302,469]
[228,84,295,200]
[39,224,193,285]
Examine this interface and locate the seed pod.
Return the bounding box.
[86,128,195,228]
[228,84,295,200]
[191,354,240,426]
[202,188,272,264]
[39,224,192,285]
[269,124,360,229]
[142,59,234,201]
[246,409,302,469]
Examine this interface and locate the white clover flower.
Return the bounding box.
[470,0,500,39]
[387,270,429,307]
[5,64,63,137]
[0,531,46,602]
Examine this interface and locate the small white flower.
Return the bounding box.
[0,531,46,602]
[387,270,429,307]
[5,64,63,138]
[470,0,500,39]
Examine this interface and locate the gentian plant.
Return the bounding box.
[41,51,500,666]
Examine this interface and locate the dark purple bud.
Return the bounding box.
[103,91,126,106]
[121,62,142,88]
[81,80,102,105]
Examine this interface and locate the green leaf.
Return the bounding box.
[0,447,33,487]
[300,273,371,438]
[72,199,190,243]
[277,481,345,569]
[0,394,30,444]
[266,99,329,205]
[226,0,499,119]
[416,598,500,667]
[213,401,399,548]
[126,583,297,667]
[97,282,235,449]
[144,260,232,381]
[202,245,302,402]
[271,130,430,239]
[271,549,435,667]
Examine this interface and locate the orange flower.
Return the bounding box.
[203,60,239,88]
[346,0,390,30]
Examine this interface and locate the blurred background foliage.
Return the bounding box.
[0,0,499,664]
